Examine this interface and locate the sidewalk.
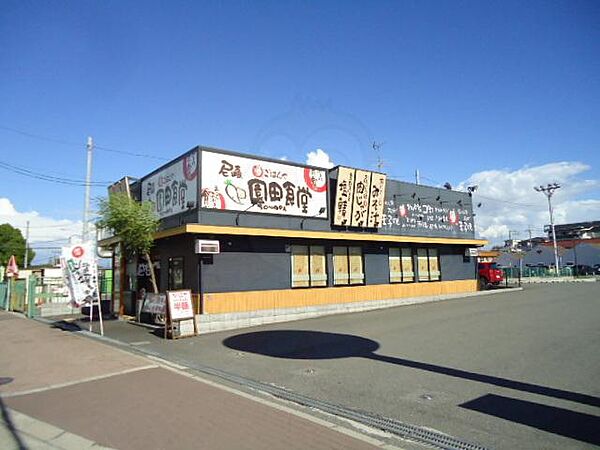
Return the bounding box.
[0,311,391,450]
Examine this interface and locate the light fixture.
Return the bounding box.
[235,201,263,225]
[300,207,327,230]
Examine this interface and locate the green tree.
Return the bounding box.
[96,193,160,293]
[0,223,35,268]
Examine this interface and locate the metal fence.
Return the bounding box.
[1,272,112,318]
[502,266,598,283]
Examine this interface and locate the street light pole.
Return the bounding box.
[82,136,94,242]
[534,183,561,276]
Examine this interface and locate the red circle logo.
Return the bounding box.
[72,246,85,258]
[304,168,327,192]
[252,165,263,178]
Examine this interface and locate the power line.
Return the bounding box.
[0,160,111,186]
[419,174,538,207]
[0,124,169,161]
[475,194,536,208]
[9,224,77,229]
[94,144,169,161]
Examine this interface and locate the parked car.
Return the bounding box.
[478,262,504,289]
[594,264,600,275]
[572,264,594,276]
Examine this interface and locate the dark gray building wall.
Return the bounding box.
[152,234,476,295]
[364,243,390,285]
[200,237,291,293]
[440,246,477,281]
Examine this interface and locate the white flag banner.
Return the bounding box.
[61,242,99,307]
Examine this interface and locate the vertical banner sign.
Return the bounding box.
[142,151,198,219]
[367,173,387,228]
[201,151,328,218]
[333,167,355,226]
[61,243,99,307]
[351,170,372,227]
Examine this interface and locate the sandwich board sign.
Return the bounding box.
[165,289,196,339]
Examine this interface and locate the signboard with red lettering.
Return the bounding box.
[167,289,194,321]
[60,243,99,307]
[166,289,196,339]
[200,150,328,218]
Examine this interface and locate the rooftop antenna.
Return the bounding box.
[372,141,384,171]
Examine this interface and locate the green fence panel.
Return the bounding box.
[0,282,6,309]
[10,280,26,312]
[27,277,40,318]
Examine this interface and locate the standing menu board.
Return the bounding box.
[165,290,197,339]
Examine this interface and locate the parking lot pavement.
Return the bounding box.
[57,283,600,449]
[0,311,395,450]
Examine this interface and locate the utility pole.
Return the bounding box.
[24,220,30,269]
[372,141,384,171]
[82,136,93,241]
[415,169,420,185]
[534,183,561,276]
[526,226,534,249]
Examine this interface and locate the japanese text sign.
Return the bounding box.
[60,242,99,307]
[201,151,328,218]
[142,151,198,219]
[167,289,194,320]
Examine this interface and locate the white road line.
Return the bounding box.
[2,365,158,398]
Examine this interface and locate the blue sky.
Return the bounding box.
[1,1,599,262]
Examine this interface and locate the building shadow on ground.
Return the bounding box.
[460,393,600,445]
[0,379,27,450]
[222,330,600,408]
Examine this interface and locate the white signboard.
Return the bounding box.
[201,151,328,218]
[367,172,387,228]
[167,289,194,321]
[142,152,198,219]
[351,170,372,227]
[60,242,99,307]
[333,167,355,226]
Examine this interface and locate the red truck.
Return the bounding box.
[478,262,504,289]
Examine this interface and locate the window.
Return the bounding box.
[428,249,440,281]
[168,257,184,290]
[389,248,415,283]
[291,245,327,288]
[333,246,364,286]
[417,248,441,281]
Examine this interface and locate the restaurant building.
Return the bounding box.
[100,146,486,331]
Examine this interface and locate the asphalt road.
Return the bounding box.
[81,283,600,449]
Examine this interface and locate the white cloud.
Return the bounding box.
[306,148,334,169]
[457,162,600,246]
[0,197,85,265]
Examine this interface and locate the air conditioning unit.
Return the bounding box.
[465,248,479,257]
[195,239,220,254]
